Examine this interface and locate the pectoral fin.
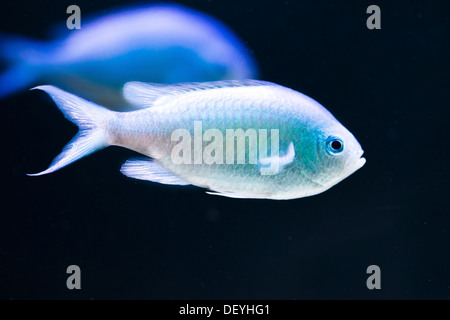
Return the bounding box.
[258,142,295,175]
[120,158,190,186]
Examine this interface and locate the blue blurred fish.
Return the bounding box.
[0,3,258,108]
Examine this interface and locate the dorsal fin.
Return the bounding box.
[123,80,277,108]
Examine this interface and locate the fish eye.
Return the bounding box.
[326,136,344,154]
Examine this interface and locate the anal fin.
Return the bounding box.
[120,158,190,186]
[206,190,270,199]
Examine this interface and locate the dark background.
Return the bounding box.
[0,0,449,299]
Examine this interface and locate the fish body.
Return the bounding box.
[0,4,258,107]
[30,80,365,200]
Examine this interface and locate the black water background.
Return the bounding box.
[0,0,449,299]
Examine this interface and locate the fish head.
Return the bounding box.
[306,121,366,192]
[293,113,365,196]
[195,28,259,80]
[198,44,258,81]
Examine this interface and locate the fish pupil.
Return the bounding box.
[331,140,342,151]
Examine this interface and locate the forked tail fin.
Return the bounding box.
[28,86,113,176]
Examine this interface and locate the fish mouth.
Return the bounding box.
[355,151,366,170]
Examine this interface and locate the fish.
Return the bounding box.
[0,4,258,108]
[28,80,366,200]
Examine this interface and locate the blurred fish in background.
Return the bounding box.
[0,3,259,109]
